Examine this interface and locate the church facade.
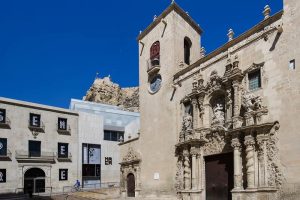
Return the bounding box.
[120,0,300,199]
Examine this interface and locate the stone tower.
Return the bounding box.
[137,2,202,197]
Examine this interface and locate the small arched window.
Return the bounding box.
[150,41,160,66]
[184,37,192,65]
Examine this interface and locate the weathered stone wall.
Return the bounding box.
[84,76,139,112]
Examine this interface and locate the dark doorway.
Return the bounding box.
[205,152,234,200]
[127,173,135,197]
[24,168,45,194]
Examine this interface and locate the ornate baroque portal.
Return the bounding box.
[175,56,283,200]
[120,147,141,198]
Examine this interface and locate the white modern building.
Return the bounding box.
[70,99,140,187]
[0,97,79,195]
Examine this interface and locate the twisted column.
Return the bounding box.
[231,138,243,190]
[183,148,191,190]
[244,135,256,189]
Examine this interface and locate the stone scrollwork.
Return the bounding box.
[122,147,141,163]
[242,90,263,112]
[212,103,225,126]
[203,131,227,156]
[266,122,283,188]
[175,157,184,191]
[206,70,223,95]
[182,113,193,132]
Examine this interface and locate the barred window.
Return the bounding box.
[248,70,261,91]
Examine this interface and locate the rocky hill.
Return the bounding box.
[83,76,139,112]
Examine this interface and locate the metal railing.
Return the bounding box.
[57,124,71,135]
[28,120,45,132]
[15,150,55,161]
[62,182,120,194]
[147,57,160,72]
[56,152,72,161]
[36,186,52,197]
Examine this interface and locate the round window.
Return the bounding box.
[149,74,162,94]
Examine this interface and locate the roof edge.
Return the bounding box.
[173,10,284,80]
[137,2,203,41]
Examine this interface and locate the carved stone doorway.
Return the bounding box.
[205,152,234,200]
[24,168,45,195]
[127,173,135,197]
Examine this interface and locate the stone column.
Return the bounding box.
[183,147,191,190]
[190,146,198,190]
[231,138,243,190]
[257,135,268,188]
[244,135,256,189]
[232,80,241,117]
[198,96,204,128]
[192,99,198,129]
[197,147,203,190]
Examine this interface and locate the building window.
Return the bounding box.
[58,143,69,158]
[0,169,6,183]
[82,144,101,181]
[29,140,41,157]
[289,59,296,70]
[105,157,112,165]
[104,130,124,142]
[184,37,192,65]
[29,113,41,127]
[0,138,7,156]
[59,169,68,181]
[0,109,6,123]
[58,118,67,130]
[150,41,160,66]
[248,69,261,91]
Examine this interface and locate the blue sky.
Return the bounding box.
[0,0,283,108]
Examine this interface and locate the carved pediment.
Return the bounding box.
[122,147,141,163]
[244,62,264,74]
[206,70,224,94]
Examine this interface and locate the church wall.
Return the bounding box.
[173,0,300,198]
[137,9,201,197]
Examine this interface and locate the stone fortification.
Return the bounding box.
[84,76,139,112]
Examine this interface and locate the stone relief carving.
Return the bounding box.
[242,90,263,112]
[175,158,184,191]
[203,131,227,156]
[182,113,193,132]
[122,147,140,163]
[267,122,283,187]
[206,70,223,94]
[212,103,225,126]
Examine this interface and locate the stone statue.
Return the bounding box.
[212,103,225,125]
[182,113,193,131]
[242,91,262,112]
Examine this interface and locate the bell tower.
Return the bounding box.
[137,2,203,197]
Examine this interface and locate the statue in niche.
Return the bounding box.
[182,103,193,131]
[242,90,262,112]
[212,101,225,126]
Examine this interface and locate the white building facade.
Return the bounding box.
[70,99,140,187]
[0,97,79,195]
